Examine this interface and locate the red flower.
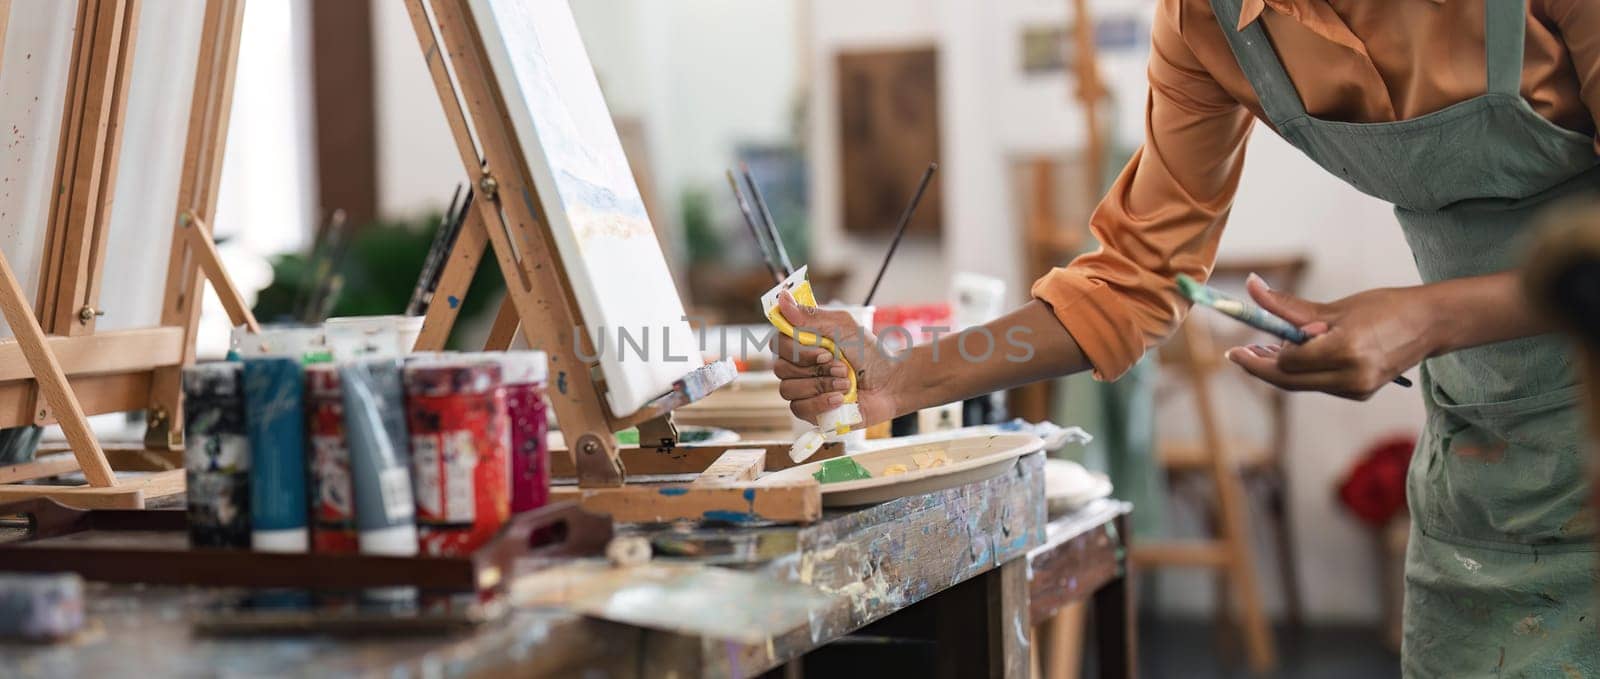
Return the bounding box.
[1337,434,1417,527]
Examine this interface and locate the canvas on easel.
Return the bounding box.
[0,0,259,509]
[404,0,838,524]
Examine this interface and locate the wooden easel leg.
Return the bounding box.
[0,253,113,487]
[180,212,260,333]
[1215,463,1274,672]
[483,294,519,350]
[145,0,246,449]
[1038,602,1086,679]
[415,207,488,351]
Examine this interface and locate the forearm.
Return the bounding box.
[1423,271,1553,355]
[893,300,1091,415]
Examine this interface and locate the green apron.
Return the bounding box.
[1208,0,1600,674]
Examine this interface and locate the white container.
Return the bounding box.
[325,315,426,360]
[231,324,326,361]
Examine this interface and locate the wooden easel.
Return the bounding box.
[404,0,833,524]
[0,0,259,509]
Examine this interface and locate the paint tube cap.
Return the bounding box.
[182,361,242,397]
[403,360,502,397]
[359,524,420,557]
[253,529,309,553]
[487,351,548,386]
[817,404,862,440]
[789,429,826,463]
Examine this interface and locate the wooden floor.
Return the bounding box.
[1137,619,1399,679]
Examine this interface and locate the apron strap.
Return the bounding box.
[1485,0,1527,97]
[1207,0,1307,126]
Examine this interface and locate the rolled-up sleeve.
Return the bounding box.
[1031,0,1255,380]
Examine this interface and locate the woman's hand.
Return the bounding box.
[1224,274,1437,400]
[769,293,907,426]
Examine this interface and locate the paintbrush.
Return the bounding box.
[296,209,349,323]
[727,170,783,284]
[407,185,471,316]
[304,210,352,324]
[864,162,938,306]
[1176,274,1413,388]
[741,162,794,275]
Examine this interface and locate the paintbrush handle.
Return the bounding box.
[742,164,793,274]
[1187,280,1413,388]
[728,171,783,283]
[864,162,937,306]
[408,186,465,316]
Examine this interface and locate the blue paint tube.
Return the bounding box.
[183,362,251,548]
[339,359,419,556]
[243,357,310,552]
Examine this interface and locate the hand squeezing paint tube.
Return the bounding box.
[763,266,861,462]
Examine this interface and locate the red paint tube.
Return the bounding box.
[403,360,510,556]
[304,364,358,553]
[490,352,549,514]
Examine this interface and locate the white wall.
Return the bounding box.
[373,0,801,245]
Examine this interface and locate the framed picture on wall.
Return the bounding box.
[836,47,943,237]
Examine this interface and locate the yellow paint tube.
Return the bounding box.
[762,266,861,462]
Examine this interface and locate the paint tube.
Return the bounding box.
[403,359,510,556]
[305,364,358,553]
[242,357,310,553]
[182,361,251,548]
[338,359,419,556]
[488,351,550,514]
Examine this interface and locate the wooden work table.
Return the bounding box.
[0,452,1134,678]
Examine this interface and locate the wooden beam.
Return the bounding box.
[0,252,113,486]
[0,454,82,485]
[40,0,141,336]
[577,480,821,524]
[483,292,519,350]
[1129,542,1230,568]
[179,212,261,333]
[310,0,377,227]
[147,0,245,449]
[0,468,182,510]
[0,327,183,382]
[0,371,157,429]
[690,449,766,487]
[414,207,488,351]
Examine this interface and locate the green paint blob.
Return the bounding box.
[812,457,872,484]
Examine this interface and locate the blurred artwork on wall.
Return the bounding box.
[1020,25,1072,74]
[836,47,943,237]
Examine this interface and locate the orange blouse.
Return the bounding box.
[1032,0,1600,380]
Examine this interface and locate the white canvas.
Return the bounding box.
[99,0,207,332]
[468,0,700,417]
[0,0,77,339]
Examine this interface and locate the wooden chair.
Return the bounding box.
[1132,256,1309,673]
